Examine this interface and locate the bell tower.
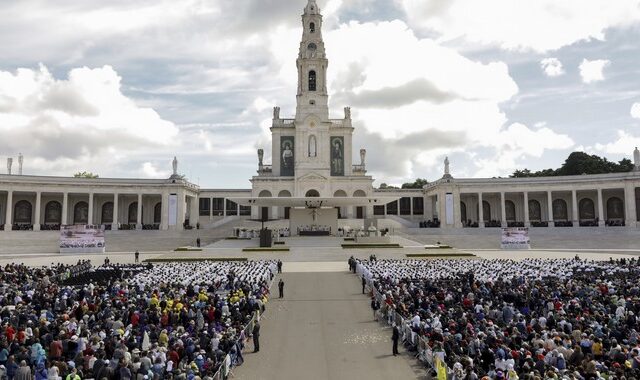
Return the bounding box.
[295,0,329,121]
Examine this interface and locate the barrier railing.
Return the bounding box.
[358,262,449,378]
[212,264,276,379]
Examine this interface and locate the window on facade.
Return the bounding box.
[212,198,225,216]
[308,70,316,91]
[310,22,315,33]
[226,199,238,216]
[199,198,210,216]
[412,197,424,215]
[386,201,398,215]
[399,197,411,215]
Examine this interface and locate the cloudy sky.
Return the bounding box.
[1,0,640,188]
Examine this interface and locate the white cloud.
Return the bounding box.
[579,59,610,83]
[0,65,179,176]
[595,130,640,154]
[398,0,640,52]
[267,20,572,180]
[540,58,565,77]
[631,102,640,119]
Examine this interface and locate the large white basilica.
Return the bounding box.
[1,0,640,233]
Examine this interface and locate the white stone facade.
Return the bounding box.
[1,1,639,232]
[251,0,374,220]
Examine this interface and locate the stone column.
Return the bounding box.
[4,190,13,231]
[237,203,240,216]
[597,188,605,227]
[571,190,578,227]
[223,198,227,217]
[176,192,185,230]
[61,192,68,226]
[209,197,213,221]
[112,193,119,230]
[410,198,414,216]
[625,183,637,228]
[478,192,484,228]
[453,191,463,228]
[160,192,169,230]
[500,192,507,227]
[137,193,143,229]
[547,191,554,227]
[88,193,94,226]
[34,192,42,231]
[523,192,530,227]
[190,196,199,228]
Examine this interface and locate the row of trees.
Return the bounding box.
[511,152,634,178]
[377,152,634,188]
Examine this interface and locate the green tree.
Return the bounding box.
[73,171,99,178]
[511,151,634,177]
[378,183,399,189]
[401,178,429,189]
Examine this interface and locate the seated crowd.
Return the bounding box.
[0,260,276,379]
[358,257,640,379]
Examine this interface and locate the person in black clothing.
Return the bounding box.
[134,250,139,263]
[252,321,261,352]
[196,237,201,247]
[392,323,400,356]
[361,275,366,294]
[370,296,380,321]
[278,279,284,298]
[277,260,282,273]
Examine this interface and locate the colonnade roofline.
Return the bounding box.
[425,171,640,190]
[0,174,199,190]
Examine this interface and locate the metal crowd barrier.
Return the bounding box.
[212,264,276,379]
[359,262,448,378]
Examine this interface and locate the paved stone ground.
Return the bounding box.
[235,271,426,380]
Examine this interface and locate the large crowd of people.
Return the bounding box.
[357,257,640,379]
[0,260,276,379]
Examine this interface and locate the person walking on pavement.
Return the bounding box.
[362,275,366,294]
[277,260,282,273]
[134,250,139,263]
[252,321,261,352]
[278,279,285,298]
[392,323,400,356]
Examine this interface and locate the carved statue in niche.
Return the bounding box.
[308,135,317,157]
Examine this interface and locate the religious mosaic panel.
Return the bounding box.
[280,136,295,177]
[330,136,344,176]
